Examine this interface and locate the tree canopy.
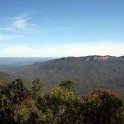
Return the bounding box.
[0,79,124,124]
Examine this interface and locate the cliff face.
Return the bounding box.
[57,55,124,62]
[84,55,124,61]
[83,55,117,61]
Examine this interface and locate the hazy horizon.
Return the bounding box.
[0,55,123,58]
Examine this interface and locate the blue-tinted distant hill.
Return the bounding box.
[0,57,57,66]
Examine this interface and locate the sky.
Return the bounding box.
[0,0,124,57]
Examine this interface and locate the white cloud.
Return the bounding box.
[1,13,36,32]
[12,17,27,30]
[0,42,123,57]
[63,43,124,56]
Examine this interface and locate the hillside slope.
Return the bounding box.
[1,55,124,97]
[0,71,16,85]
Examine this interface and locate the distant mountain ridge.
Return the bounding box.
[33,55,124,66]
[52,55,124,62]
[0,57,57,66]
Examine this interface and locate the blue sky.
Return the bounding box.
[0,0,124,57]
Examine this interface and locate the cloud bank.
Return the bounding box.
[0,42,123,57]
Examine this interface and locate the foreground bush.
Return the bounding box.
[36,87,124,124]
[0,79,124,124]
[81,88,124,124]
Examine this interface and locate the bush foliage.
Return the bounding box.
[0,79,124,124]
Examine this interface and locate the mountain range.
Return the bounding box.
[0,55,124,99]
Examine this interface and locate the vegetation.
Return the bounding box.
[0,79,124,124]
[0,71,15,85]
[1,56,124,100]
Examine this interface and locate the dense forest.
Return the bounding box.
[0,79,124,124]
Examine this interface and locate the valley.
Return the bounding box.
[0,55,124,99]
